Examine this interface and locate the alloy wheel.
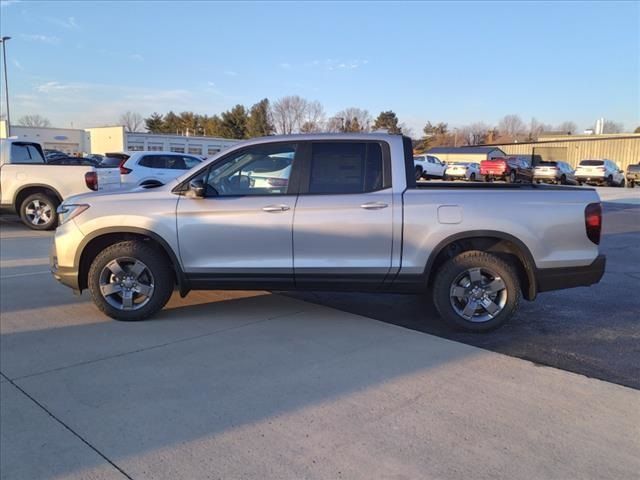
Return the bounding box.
[99,257,155,311]
[24,199,52,226]
[449,267,507,322]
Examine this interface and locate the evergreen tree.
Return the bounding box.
[145,112,164,133]
[247,98,274,137]
[372,110,402,134]
[163,111,181,134]
[219,105,249,139]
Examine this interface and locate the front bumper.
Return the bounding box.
[50,240,80,291]
[536,255,606,293]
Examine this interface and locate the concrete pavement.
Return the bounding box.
[1,213,639,479]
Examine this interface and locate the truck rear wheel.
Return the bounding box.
[432,251,521,332]
[19,193,59,230]
[88,240,174,321]
[508,171,517,183]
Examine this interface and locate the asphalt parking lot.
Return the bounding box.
[290,186,640,389]
[1,186,639,479]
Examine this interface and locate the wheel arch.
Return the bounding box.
[424,230,538,300]
[76,227,190,296]
[14,184,63,211]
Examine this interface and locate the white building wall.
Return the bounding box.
[0,121,89,154]
[0,121,239,156]
[124,133,238,156]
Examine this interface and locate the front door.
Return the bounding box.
[293,141,394,289]
[176,142,300,288]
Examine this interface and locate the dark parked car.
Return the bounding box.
[625,163,640,188]
[46,156,100,167]
[480,156,533,183]
[99,156,126,168]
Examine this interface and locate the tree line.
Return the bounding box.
[416,115,629,152]
[117,96,408,139]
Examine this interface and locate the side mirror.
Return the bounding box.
[189,179,206,198]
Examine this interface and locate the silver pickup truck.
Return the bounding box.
[51,133,605,331]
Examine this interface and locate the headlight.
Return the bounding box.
[57,204,89,225]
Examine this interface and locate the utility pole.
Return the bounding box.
[1,36,12,137]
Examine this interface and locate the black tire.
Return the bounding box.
[606,175,614,187]
[415,166,423,181]
[469,173,476,182]
[432,251,521,332]
[627,180,635,188]
[508,171,517,184]
[560,174,567,185]
[19,193,59,231]
[88,240,174,321]
[619,179,625,188]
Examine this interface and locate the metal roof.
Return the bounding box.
[427,146,506,154]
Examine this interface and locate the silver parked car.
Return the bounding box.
[533,161,577,185]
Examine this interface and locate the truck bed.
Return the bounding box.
[412,182,589,192]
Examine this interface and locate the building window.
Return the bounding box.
[128,143,144,151]
[207,147,220,155]
[148,144,164,151]
[187,145,203,155]
[170,145,185,153]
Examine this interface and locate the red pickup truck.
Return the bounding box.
[480,156,534,183]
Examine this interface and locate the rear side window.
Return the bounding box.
[139,155,168,169]
[580,160,604,166]
[11,144,45,164]
[308,142,383,194]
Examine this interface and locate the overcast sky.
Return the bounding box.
[1,0,638,134]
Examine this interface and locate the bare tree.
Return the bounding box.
[460,122,490,145]
[119,111,144,132]
[602,120,624,134]
[17,114,51,128]
[556,121,577,134]
[301,100,325,133]
[498,114,526,139]
[271,96,309,134]
[331,107,372,132]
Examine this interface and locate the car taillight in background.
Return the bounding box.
[85,171,98,191]
[585,202,602,245]
[119,159,132,175]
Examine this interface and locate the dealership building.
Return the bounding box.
[0,121,238,156]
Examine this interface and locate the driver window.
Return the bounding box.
[204,143,297,196]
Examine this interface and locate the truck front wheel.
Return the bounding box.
[88,240,174,321]
[19,193,59,230]
[432,251,521,332]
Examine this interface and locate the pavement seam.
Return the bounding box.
[9,309,309,383]
[5,378,134,480]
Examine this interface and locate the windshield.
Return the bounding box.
[580,160,604,166]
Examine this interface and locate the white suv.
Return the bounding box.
[120,152,203,188]
[575,159,625,187]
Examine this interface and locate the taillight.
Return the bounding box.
[267,178,288,188]
[585,202,602,245]
[85,171,98,191]
[119,159,132,175]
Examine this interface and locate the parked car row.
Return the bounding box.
[413,153,630,188]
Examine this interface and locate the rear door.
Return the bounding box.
[293,141,394,289]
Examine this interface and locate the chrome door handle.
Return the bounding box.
[360,202,388,210]
[262,205,290,212]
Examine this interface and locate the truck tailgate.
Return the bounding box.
[97,167,121,191]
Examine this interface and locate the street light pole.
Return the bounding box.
[0,36,11,137]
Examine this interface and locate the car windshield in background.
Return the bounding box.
[580,160,604,166]
[538,161,558,166]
